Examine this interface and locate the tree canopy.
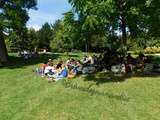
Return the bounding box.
[0,0,37,63]
[0,0,160,63]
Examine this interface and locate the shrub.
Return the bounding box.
[144,47,160,54]
[133,47,160,55]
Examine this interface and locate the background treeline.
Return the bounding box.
[1,0,160,63]
[6,0,160,53]
[6,20,160,54]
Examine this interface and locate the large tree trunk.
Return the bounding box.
[121,15,128,56]
[84,38,88,53]
[121,15,127,46]
[0,25,8,63]
[85,42,88,53]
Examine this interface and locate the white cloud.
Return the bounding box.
[27,24,41,31]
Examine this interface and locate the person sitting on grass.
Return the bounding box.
[39,62,47,76]
[47,60,64,77]
[76,60,83,74]
[125,53,134,73]
[81,55,89,66]
[33,62,47,77]
[82,55,95,66]
[48,59,53,66]
[66,58,76,71]
[44,62,54,76]
[68,67,78,78]
[56,60,63,69]
[48,64,68,82]
[81,55,96,74]
[136,53,146,71]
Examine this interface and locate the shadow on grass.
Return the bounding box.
[82,55,160,85]
[61,71,159,101]
[0,52,81,69]
[0,53,58,69]
[84,73,127,85]
[62,79,130,101]
[83,72,160,85]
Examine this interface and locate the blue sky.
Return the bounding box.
[27,0,71,30]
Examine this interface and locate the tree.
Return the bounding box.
[50,12,82,52]
[68,0,117,52]
[27,28,38,51]
[50,19,74,52]
[0,0,37,63]
[8,27,30,51]
[37,22,52,49]
[52,20,62,37]
[68,0,160,52]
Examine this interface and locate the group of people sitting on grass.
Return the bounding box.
[33,53,150,82]
[33,55,98,82]
[125,53,160,74]
[125,53,146,73]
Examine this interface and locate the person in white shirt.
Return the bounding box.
[44,63,53,75]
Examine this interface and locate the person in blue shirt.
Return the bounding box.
[51,64,68,81]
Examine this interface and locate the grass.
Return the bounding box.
[0,52,160,120]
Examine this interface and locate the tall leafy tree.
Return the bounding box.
[50,14,74,52]
[68,0,116,52]
[50,12,83,52]
[68,0,160,52]
[37,22,52,49]
[27,28,38,51]
[8,27,29,51]
[0,0,37,63]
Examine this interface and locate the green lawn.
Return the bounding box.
[0,53,160,120]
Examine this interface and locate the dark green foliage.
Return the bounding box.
[37,22,52,49]
[0,0,37,62]
[27,28,38,51]
[66,0,160,53]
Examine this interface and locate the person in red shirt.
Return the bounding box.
[40,62,47,76]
